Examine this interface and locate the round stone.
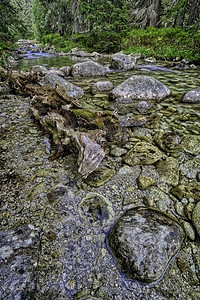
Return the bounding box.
[107,207,185,284]
[192,201,200,237]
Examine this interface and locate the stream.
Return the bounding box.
[0,45,200,300]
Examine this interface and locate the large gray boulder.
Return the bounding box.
[72,60,106,77]
[182,88,200,103]
[107,207,185,284]
[111,52,136,70]
[110,75,170,102]
[44,73,84,99]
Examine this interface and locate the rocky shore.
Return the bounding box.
[0,44,200,299]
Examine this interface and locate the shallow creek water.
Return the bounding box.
[1,53,200,299]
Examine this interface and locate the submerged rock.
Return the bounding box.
[181,135,200,156]
[92,81,114,94]
[0,225,39,299]
[182,88,200,103]
[78,192,114,227]
[156,157,179,186]
[109,75,170,102]
[44,72,84,99]
[107,207,185,284]
[192,201,200,237]
[72,60,106,77]
[123,142,162,166]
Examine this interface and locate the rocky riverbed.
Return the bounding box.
[0,45,200,299]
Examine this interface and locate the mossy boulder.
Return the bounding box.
[123,142,162,166]
[156,157,179,186]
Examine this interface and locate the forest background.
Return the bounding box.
[0,0,200,64]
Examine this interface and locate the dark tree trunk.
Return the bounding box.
[188,0,200,26]
[150,0,162,27]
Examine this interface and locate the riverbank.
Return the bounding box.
[0,49,200,298]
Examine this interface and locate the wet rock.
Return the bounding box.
[0,82,11,94]
[182,88,200,103]
[137,175,157,190]
[71,48,88,57]
[156,157,179,186]
[30,65,48,75]
[135,101,154,114]
[86,166,116,187]
[181,135,200,156]
[74,133,105,178]
[154,130,181,153]
[44,73,84,99]
[147,186,172,212]
[107,207,185,284]
[92,81,114,94]
[49,68,65,77]
[119,114,147,127]
[110,145,127,157]
[180,158,200,179]
[78,192,114,227]
[72,60,106,77]
[123,142,162,166]
[59,66,71,76]
[175,202,185,217]
[192,201,200,237]
[111,52,136,70]
[171,183,200,201]
[110,75,170,102]
[0,225,39,299]
[182,221,196,241]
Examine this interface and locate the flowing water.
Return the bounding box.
[1,50,200,299]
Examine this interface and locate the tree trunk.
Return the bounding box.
[188,0,200,26]
[150,0,162,27]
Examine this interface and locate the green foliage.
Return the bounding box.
[12,0,33,38]
[41,33,85,53]
[0,0,25,65]
[123,27,200,62]
[32,0,72,40]
[79,0,130,53]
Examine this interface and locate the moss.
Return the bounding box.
[72,109,98,120]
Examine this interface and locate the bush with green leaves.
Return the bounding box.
[123,27,200,62]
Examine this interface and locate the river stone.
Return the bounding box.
[109,75,171,102]
[135,101,154,114]
[111,52,136,70]
[44,73,84,98]
[181,135,200,156]
[156,157,179,186]
[137,175,157,190]
[30,65,48,75]
[78,192,114,227]
[182,88,200,103]
[59,66,71,76]
[107,207,185,284]
[72,60,106,77]
[123,142,162,166]
[0,225,39,299]
[92,81,114,94]
[192,201,200,237]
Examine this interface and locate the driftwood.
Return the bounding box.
[0,68,119,178]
